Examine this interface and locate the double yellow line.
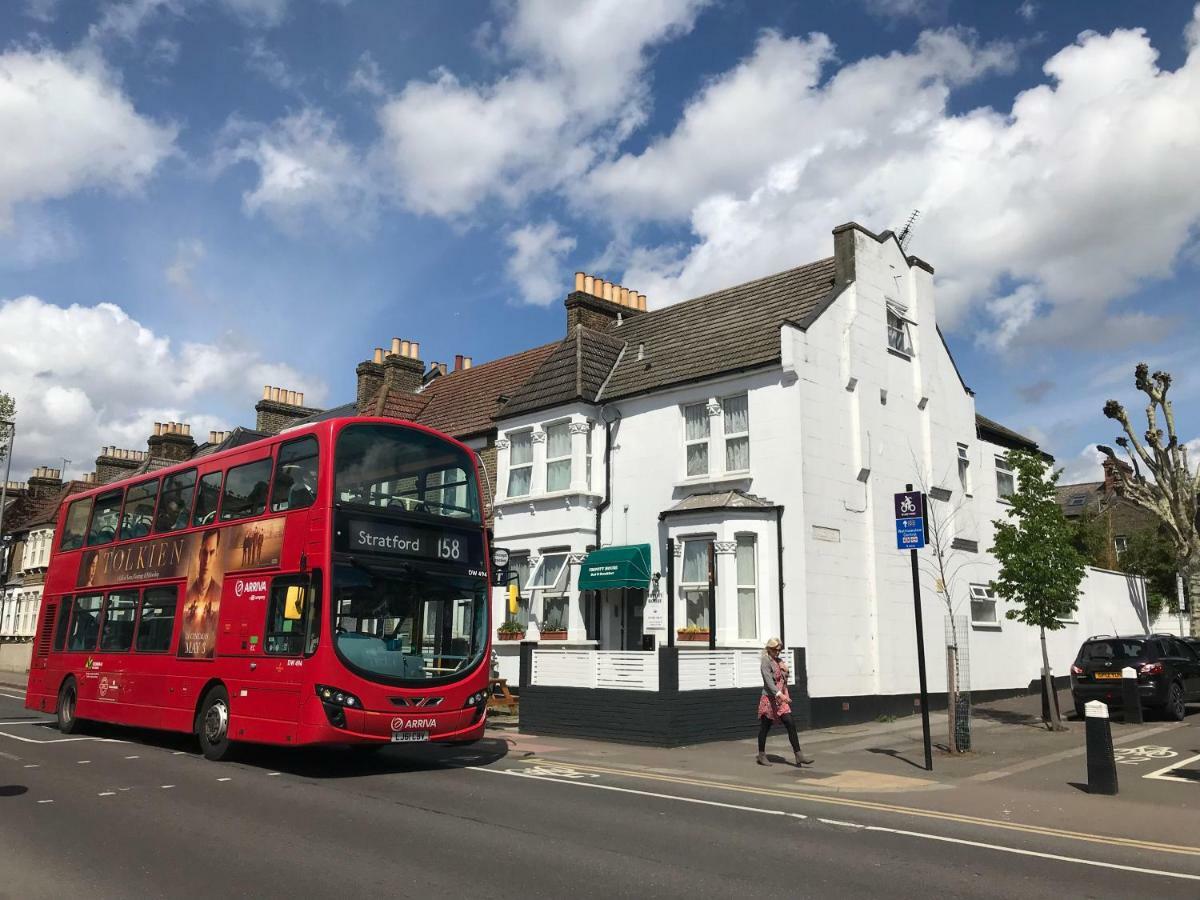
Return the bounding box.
[518,757,1200,858]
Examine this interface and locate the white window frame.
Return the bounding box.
[995,455,1015,500]
[723,394,750,474]
[683,402,710,478]
[886,302,914,357]
[957,443,971,496]
[528,550,570,591]
[735,533,758,641]
[585,426,593,491]
[544,421,572,493]
[506,430,533,498]
[1114,535,1129,556]
[969,583,1000,627]
[679,537,714,630]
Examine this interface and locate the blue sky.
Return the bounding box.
[2,0,1199,483]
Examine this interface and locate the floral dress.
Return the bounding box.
[757,659,791,722]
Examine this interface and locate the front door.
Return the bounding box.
[621,589,645,651]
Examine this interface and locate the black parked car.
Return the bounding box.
[1069,634,1200,720]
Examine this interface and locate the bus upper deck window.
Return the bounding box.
[60,497,93,551]
[155,469,197,533]
[271,436,319,512]
[86,490,124,547]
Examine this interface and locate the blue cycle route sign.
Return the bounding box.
[894,491,926,550]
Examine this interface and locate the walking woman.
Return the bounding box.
[757,638,813,766]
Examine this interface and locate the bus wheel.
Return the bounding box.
[57,679,81,735]
[197,686,234,761]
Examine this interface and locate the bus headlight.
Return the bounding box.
[316,684,363,709]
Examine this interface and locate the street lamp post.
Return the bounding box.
[0,420,14,639]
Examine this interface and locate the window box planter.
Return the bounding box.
[677,629,711,643]
[497,630,526,641]
[538,630,568,641]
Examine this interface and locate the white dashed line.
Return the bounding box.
[37,799,53,804]
[161,785,175,789]
[819,818,865,829]
[268,772,281,776]
[0,692,27,701]
[24,764,38,768]
[172,751,185,755]
[78,760,91,764]
[119,787,132,792]
[125,755,140,760]
[98,791,116,797]
[217,777,232,782]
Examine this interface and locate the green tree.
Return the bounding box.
[1121,527,1181,620]
[990,450,1086,732]
[1071,509,1112,570]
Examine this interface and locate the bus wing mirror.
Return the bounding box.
[507,583,519,615]
[284,585,306,620]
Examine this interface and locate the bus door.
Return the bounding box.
[94,589,139,722]
[229,574,318,743]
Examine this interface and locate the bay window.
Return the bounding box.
[507,431,533,497]
[528,551,569,592]
[736,534,758,640]
[680,538,713,629]
[545,423,571,492]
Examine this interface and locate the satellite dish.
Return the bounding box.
[599,405,622,424]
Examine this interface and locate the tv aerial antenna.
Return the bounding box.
[896,209,921,250]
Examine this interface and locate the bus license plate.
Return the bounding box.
[391,731,429,743]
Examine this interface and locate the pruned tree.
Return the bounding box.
[0,391,14,467]
[1099,365,1199,633]
[990,450,1086,732]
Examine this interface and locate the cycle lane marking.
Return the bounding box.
[1145,752,1200,783]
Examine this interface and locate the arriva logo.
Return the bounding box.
[235,579,268,597]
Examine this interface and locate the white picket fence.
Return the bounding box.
[531,649,659,691]
[530,648,796,692]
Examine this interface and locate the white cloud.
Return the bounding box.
[245,37,299,90]
[979,284,1040,351]
[375,0,710,218]
[86,0,184,45]
[218,108,375,234]
[1017,1,1038,22]
[24,0,60,23]
[505,220,577,305]
[348,50,385,98]
[588,10,1200,352]
[148,36,181,67]
[0,48,177,229]
[0,295,325,481]
[861,0,949,21]
[1057,444,1107,485]
[219,0,288,27]
[165,238,206,291]
[0,206,80,269]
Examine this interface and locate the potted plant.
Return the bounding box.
[677,624,711,642]
[497,620,526,641]
[539,624,568,640]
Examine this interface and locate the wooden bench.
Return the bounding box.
[487,677,518,715]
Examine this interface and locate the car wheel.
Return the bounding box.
[57,678,81,735]
[197,686,234,761]
[1165,682,1186,721]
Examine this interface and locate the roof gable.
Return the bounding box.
[500,326,625,417]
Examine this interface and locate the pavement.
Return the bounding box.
[4,678,1200,898]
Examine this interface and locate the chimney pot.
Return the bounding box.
[410,341,420,359]
[574,272,585,292]
[583,275,595,295]
[288,390,297,405]
[464,356,473,369]
[619,287,629,306]
[184,424,191,437]
[262,385,271,400]
[390,338,400,356]
[602,281,613,302]
[454,354,464,371]
[400,339,411,358]
[298,392,304,406]
[373,347,384,364]
[638,294,647,311]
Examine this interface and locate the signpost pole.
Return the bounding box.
[902,483,933,772]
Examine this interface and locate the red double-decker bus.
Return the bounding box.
[25,416,495,760]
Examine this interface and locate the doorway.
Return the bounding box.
[595,588,645,651]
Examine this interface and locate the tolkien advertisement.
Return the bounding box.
[76,518,286,659]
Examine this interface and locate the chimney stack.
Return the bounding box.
[256,385,317,435]
[146,423,196,466]
[380,336,425,396]
[565,270,649,332]
[95,446,147,484]
[26,466,64,500]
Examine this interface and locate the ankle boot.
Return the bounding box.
[794,749,814,766]
[756,752,770,766]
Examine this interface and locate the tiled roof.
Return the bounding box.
[412,342,558,438]
[596,257,838,401]
[1,481,92,534]
[663,490,777,514]
[377,392,429,421]
[1056,482,1104,517]
[501,326,626,417]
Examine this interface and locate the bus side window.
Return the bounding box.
[155,469,197,533]
[67,594,104,651]
[60,498,93,551]
[220,458,272,521]
[135,586,178,653]
[86,489,124,547]
[52,598,72,651]
[265,578,318,656]
[99,591,137,652]
[192,471,223,527]
[119,479,160,541]
[271,436,319,512]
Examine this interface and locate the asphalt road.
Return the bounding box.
[2,689,1199,899]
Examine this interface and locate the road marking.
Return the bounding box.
[161,785,175,789]
[0,720,50,725]
[516,757,1200,858]
[1145,752,1200,784]
[0,750,20,761]
[78,760,90,764]
[967,722,1185,782]
[23,764,38,769]
[119,787,131,792]
[268,772,281,776]
[477,766,1200,883]
[217,777,231,782]
[125,755,140,759]
[0,692,27,701]
[0,731,95,744]
[37,799,53,804]
[98,791,115,797]
[172,751,185,756]
[1114,745,1177,766]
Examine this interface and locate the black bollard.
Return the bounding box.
[1121,666,1143,725]
[1085,701,1118,795]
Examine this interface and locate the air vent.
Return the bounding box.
[37,606,56,657]
[389,696,444,707]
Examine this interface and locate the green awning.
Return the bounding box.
[577,544,653,591]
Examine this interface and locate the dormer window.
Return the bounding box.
[886,302,914,357]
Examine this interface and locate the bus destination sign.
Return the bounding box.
[346,518,482,568]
